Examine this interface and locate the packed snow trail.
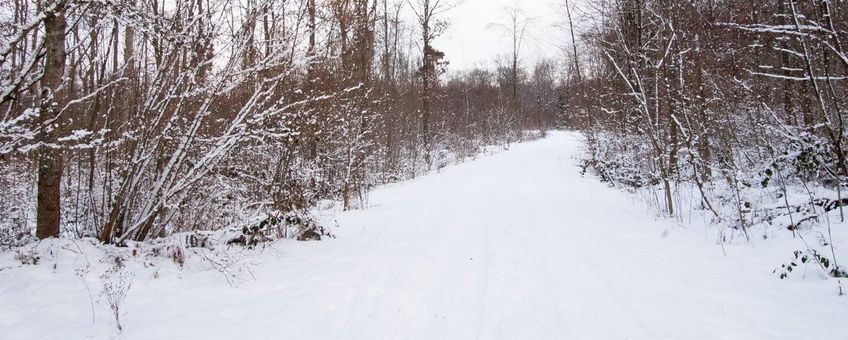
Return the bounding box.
[2,132,846,339]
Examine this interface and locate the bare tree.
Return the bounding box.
[408,0,453,169]
[563,0,581,81]
[489,5,531,117]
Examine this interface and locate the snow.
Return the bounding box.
[1,131,846,339]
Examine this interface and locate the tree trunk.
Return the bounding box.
[564,0,582,81]
[36,1,67,239]
[422,13,432,169]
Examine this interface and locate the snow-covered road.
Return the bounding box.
[2,132,845,339]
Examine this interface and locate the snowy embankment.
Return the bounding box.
[1,132,846,339]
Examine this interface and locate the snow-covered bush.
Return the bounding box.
[100,264,133,332]
[579,132,658,189]
[0,159,35,251]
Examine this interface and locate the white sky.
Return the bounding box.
[435,0,568,72]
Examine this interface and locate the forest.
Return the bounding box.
[0,0,847,337]
[572,0,848,278]
[0,0,562,247]
[2,0,847,271]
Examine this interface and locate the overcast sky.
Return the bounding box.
[434,0,567,72]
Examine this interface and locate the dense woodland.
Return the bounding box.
[1,0,847,273]
[0,0,561,247]
[572,0,847,276]
[2,1,847,336]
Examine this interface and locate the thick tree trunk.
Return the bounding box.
[36,1,67,239]
[36,151,63,239]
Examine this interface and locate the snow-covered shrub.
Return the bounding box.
[1,219,33,252]
[579,132,658,189]
[756,134,845,187]
[775,249,847,280]
[14,247,39,265]
[229,210,332,245]
[149,243,187,267]
[0,159,35,251]
[100,264,133,332]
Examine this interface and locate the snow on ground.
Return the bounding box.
[1,132,846,339]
